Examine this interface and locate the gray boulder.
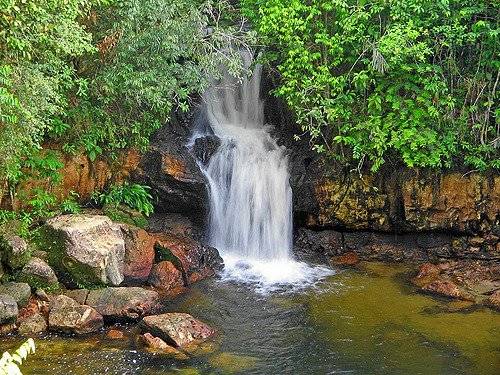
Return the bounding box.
[44,215,125,287]
[0,294,18,324]
[0,282,31,307]
[48,295,103,334]
[18,313,47,335]
[20,257,58,290]
[86,287,159,320]
[1,235,31,269]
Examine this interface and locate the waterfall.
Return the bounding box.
[203,57,292,262]
[192,53,332,292]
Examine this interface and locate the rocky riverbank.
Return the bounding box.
[0,212,221,357]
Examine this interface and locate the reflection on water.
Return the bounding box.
[1,262,499,374]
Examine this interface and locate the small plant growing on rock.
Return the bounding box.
[93,183,154,216]
[0,338,36,375]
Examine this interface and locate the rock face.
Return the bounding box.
[141,313,216,347]
[48,295,103,334]
[285,120,500,236]
[85,287,159,320]
[44,215,125,287]
[136,116,208,222]
[148,261,184,291]
[0,282,31,307]
[295,228,498,262]
[11,150,141,210]
[271,107,499,260]
[0,294,18,324]
[292,169,499,260]
[19,257,58,289]
[120,225,156,284]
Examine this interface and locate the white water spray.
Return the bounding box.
[193,53,332,292]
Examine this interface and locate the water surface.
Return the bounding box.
[2,262,499,374]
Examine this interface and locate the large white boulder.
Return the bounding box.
[45,215,125,287]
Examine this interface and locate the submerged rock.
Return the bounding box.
[86,287,159,320]
[48,295,103,334]
[329,252,360,266]
[106,328,126,340]
[209,352,258,374]
[484,290,500,311]
[421,280,474,301]
[140,332,189,359]
[0,282,31,308]
[411,260,498,305]
[141,313,216,347]
[148,261,184,291]
[44,214,125,287]
[0,294,18,324]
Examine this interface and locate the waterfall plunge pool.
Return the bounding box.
[2,261,499,375]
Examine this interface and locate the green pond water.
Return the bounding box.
[1,262,499,374]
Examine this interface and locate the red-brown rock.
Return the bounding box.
[485,290,500,311]
[148,261,184,291]
[329,252,360,266]
[421,280,474,301]
[106,329,126,339]
[153,233,223,284]
[417,263,441,278]
[48,295,103,334]
[121,225,156,284]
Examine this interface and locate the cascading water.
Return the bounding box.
[192,53,332,292]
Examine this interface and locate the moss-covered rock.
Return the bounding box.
[0,282,31,307]
[103,204,148,229]
[37,214,125,288]
[19,257,59,292]
[0,234,31,270]
[0,294,18,324]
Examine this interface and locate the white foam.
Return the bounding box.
[219,254,335,294]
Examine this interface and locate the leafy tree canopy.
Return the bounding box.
[243,0,499,171]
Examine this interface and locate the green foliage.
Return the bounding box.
[102,204,148,229]
[60,192,82,214]
[0,0,100,190]
[243,0,499,171]
[93,183,154,216]
[0,338,35,375]
[66,0,254,159]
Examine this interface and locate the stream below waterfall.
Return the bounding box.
[2,261,499,375]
